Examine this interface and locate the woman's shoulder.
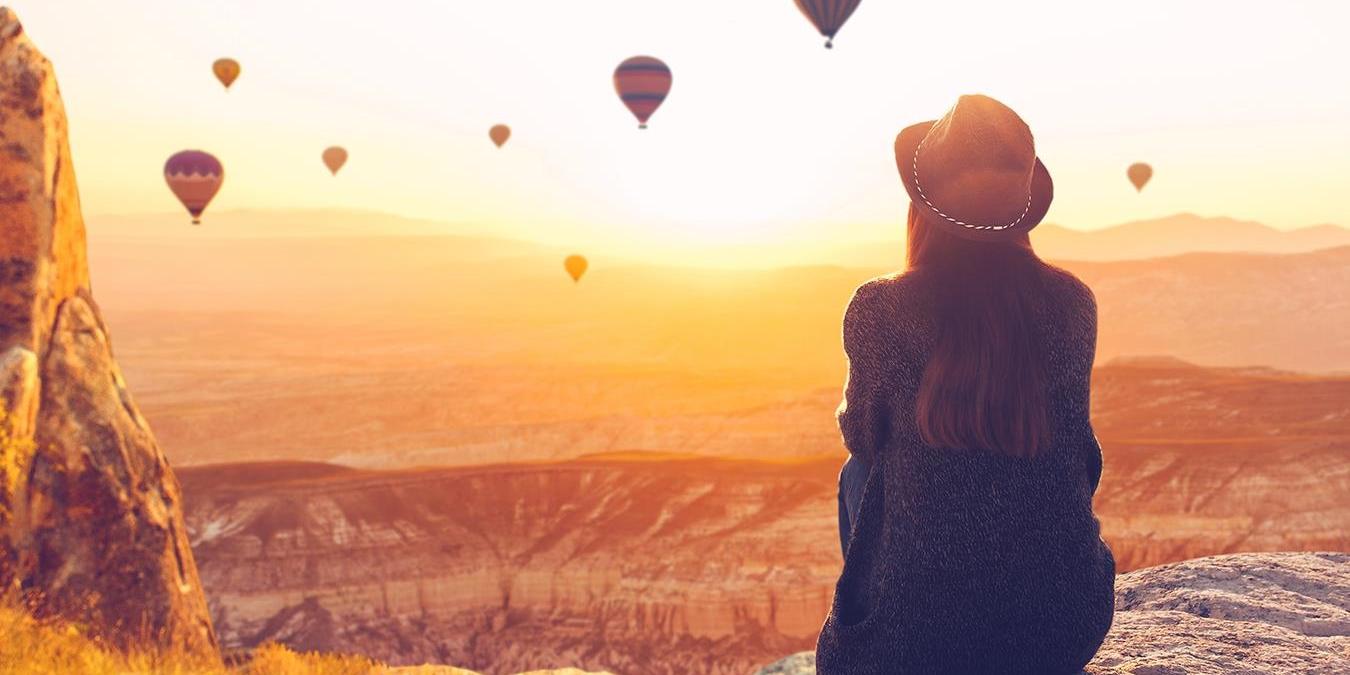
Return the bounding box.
[1038,263,1098,315]
[849,270,932,311]
[842,272,935,345]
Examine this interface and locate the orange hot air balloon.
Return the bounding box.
[614,56,671,129]
[322,146,348,175]
[1127,162,1153,192]
[164,150,224,225]
[213,58,240,90]
[795,0,863,49]
[564,255,588,283]
[489,124,511,148]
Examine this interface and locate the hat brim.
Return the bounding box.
[895,121,1053,242]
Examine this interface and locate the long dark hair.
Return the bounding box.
[907,203,1051,458]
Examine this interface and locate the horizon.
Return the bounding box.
[10,0,1350,264]
[81,207,1350,270]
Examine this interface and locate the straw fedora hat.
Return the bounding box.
[895,94,1053,241]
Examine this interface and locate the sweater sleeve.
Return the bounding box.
[1077,277,1103,495]
[837,282,890,467]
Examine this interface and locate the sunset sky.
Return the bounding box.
[12,1,1350,253]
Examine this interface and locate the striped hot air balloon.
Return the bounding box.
[613,56,671,129]
[164,150,223,225]
[794,0,863,48]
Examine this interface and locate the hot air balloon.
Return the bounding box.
[564,255,588,283]
[614,56,671,129]
[489,124,511,148]
[1127,162,1153,192]
[323,146,348,175]
[795,0,863,48]
[213,58,240,90]
[164,150,223,225]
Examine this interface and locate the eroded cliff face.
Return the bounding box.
[0,7,218,662]
[182,458,839,675]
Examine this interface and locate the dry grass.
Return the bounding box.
[0,602,384,675]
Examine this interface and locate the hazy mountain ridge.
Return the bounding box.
[86,210,1350,268]
[1031,213,1350,261]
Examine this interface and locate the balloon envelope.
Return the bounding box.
[164,150,224,225]
[564,255,588,282]
[322,146,348,175]
[213,58,240,89]
[490,124,511,148]
[614,56,671,129]
[794,0,863,48]
[1127,162,1153,192]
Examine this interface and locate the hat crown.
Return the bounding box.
[912,95,1039,229]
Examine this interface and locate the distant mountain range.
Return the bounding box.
[1032,213,1350,262]
[86,210,1350,267]
[826,213,1350,268]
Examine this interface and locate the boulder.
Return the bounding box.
[0,6,218,663]
[752,552,1349,675]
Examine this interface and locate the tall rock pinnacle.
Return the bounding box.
[0,7,219,662]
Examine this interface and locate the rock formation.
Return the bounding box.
[181,457,838,674]
[753,552,1350,675]
[0,7,218,662]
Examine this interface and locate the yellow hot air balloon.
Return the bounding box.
[322,146,348,176]
[1127,163,1153,192]
[490,124,511,148]
[213,58,240,90]
[564,255,588,283]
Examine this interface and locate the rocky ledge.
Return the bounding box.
[754,552,1349,675]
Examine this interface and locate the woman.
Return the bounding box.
[817,95,1116,674]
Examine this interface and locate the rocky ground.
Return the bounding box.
[753,552,1350,675]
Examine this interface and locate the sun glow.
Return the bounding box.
[11,0,1350,259]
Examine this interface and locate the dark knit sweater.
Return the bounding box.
[815,267,1116,675]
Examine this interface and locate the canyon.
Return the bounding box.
[83,228,1350,468]
[180,357,1349,674]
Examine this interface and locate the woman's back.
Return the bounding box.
[817,94,1116,674]
[817,266,1115,674]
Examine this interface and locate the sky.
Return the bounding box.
[11,1,1350,253]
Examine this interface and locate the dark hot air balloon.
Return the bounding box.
[1127,162,1153,192]
[794,0,863,48]
[164,150,223,225]
[490,124,511,148]
[213,58,240,90]
[564,254,588,283]
[323,146,348,175]
[614,56,671,129]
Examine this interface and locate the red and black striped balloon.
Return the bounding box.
[794,0,863,48]
[613,56,671,129]
[164,150,224,225]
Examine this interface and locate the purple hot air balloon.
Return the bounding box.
[614,56,672,129]
[795,0,863,48]
[164,150,224,225]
